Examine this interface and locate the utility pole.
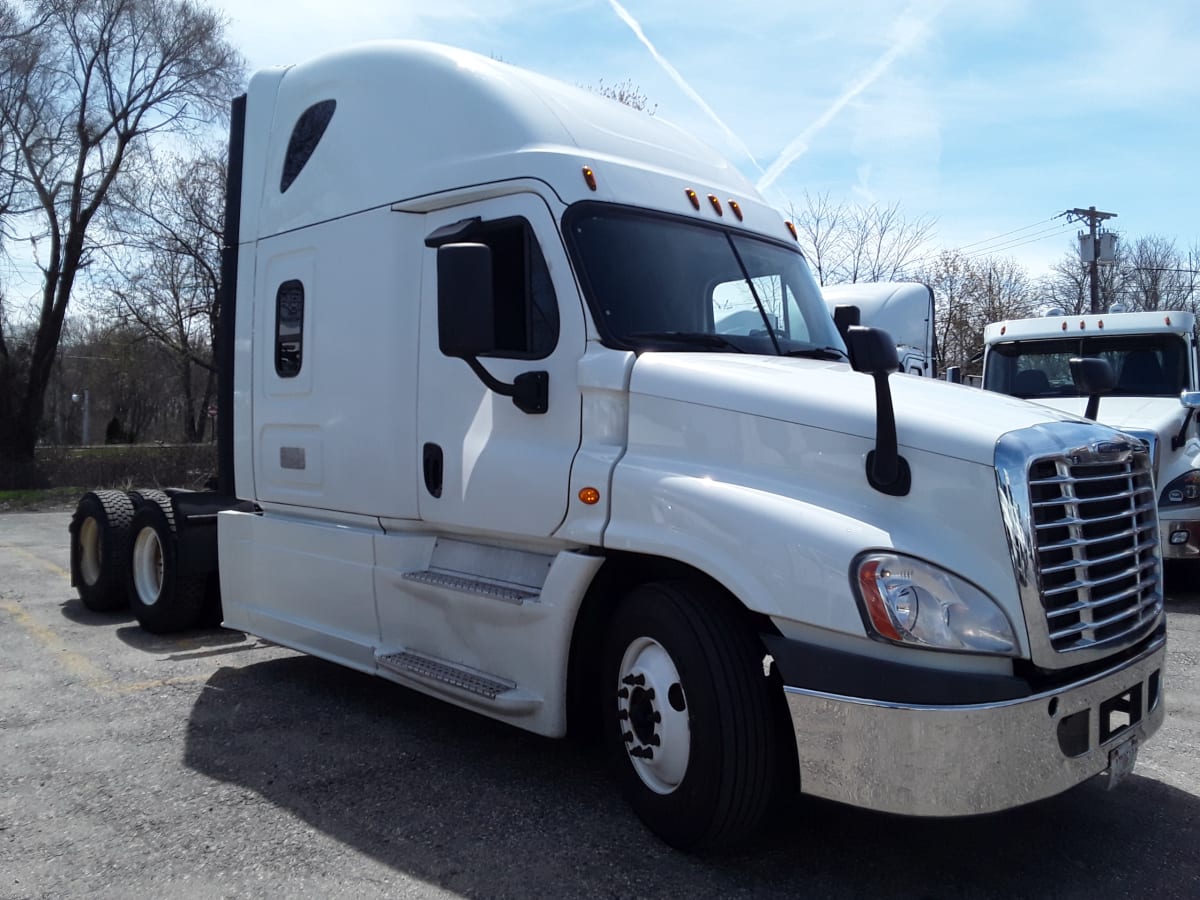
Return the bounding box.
[1065,206,1117,313]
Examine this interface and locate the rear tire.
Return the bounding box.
[127,493,205,634]
[69,490,135,612]
[602,579,777,851]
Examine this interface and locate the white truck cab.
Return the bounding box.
[822,281,936,377]
[983,309,1200,560]
[70,42,1165,851]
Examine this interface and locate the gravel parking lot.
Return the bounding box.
[2,510,1199,899]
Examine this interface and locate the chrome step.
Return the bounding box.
[402,569,538,604]
[377,650,515,700]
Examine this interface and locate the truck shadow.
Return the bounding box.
[184,656,1200,899]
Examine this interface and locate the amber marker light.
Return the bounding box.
[685,188,700,210]
[708,194,723,216]
[582,167,597,191]
[857,558,902,642]
[728,199,743,221]
[578,487,601,505]
[1080,320,1086,329]
[1000,325,1007,335]
[1098,320,1104,329]
[1166,316,1173,326]
[1061,322,1068,331]
[785,221,798,241]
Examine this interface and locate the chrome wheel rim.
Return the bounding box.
[616,636,690,794]
[131,527,164,606]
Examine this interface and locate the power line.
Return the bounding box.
[953,217,1062,253]
[959,222,1073,260]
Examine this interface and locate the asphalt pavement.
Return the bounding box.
[2,511,1199,899]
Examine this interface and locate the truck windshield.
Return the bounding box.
[985,334,1189,398]
[564,203,846,358]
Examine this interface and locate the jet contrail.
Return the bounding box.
[607,0,765,175]
[756,1,944,194]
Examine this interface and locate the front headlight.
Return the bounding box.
[1159,470,1200,508]
[853,552,1018,656]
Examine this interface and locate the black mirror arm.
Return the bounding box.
[1173,408,1195,451]
[463,357,549,415]
[866,371,911,496]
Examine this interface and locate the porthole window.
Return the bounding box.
[280,99,336,193]
[275,280,305,377]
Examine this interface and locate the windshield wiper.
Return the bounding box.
[784,346,847,361]
[626,331,748,352]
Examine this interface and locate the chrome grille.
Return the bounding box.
[1028,450,1161,654]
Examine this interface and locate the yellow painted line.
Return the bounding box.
[0,597,111,689]
[1,544,70,578]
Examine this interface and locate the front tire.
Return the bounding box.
[602,580,777,850]
[127,494,205,634]
[69,490,135,612]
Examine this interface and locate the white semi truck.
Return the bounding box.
[982,309,1200,564]
[69,42,1165,850]
[822,281,936,378]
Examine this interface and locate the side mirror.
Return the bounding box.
[437,242,495,358]
[434,241,549,415]
[1180,391,1200,410]
[1069,357,1115,421]
[846,325,900,376]
[846,326,908,496]
[833,304,861,346]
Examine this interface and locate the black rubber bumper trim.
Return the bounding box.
[761,634,1033,705]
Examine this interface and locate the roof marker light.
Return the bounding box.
[1080,320,1086,329]
[685,188,700,210]
[1166,316,1173,326]
[729,199,743,221]
[578,487,600,505]
[1000,325,1006,335]
[1061,322,1068,331]
[708,194,723,216]
[582,167,597,191]
[1099,319,1104,329]
[785,221,798,241]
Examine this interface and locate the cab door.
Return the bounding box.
[416,193,585,538]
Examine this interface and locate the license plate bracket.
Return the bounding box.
[1103,736,1139,790]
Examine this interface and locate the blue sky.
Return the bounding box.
[135,1,1200,278]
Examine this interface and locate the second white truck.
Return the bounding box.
[69,41,1165,850]
[983,309,1200,563]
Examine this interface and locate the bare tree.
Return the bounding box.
[1038,248,1091,316]
[918,250,975,371]
[103,147,224,442]
[0,0,242,486]
[787,191,847,286]
[790,194,936,286]
[1118,235,1191,311]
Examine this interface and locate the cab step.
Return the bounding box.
[401,569,537,604]
[376,649,540,715]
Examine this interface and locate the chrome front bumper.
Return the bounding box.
[783,636,1165,816]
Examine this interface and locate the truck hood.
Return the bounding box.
[1020,395,1188,439]
[629,353,1090,467]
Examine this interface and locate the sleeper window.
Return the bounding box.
[281,99,336,193]
[275,280,305,377]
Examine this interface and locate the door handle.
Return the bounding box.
[423,443,443,498]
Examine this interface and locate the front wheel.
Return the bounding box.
[127,495,205,634]
[602,580,778,850]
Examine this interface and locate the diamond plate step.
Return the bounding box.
[377,650,515,700]
[402,569,538,604]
